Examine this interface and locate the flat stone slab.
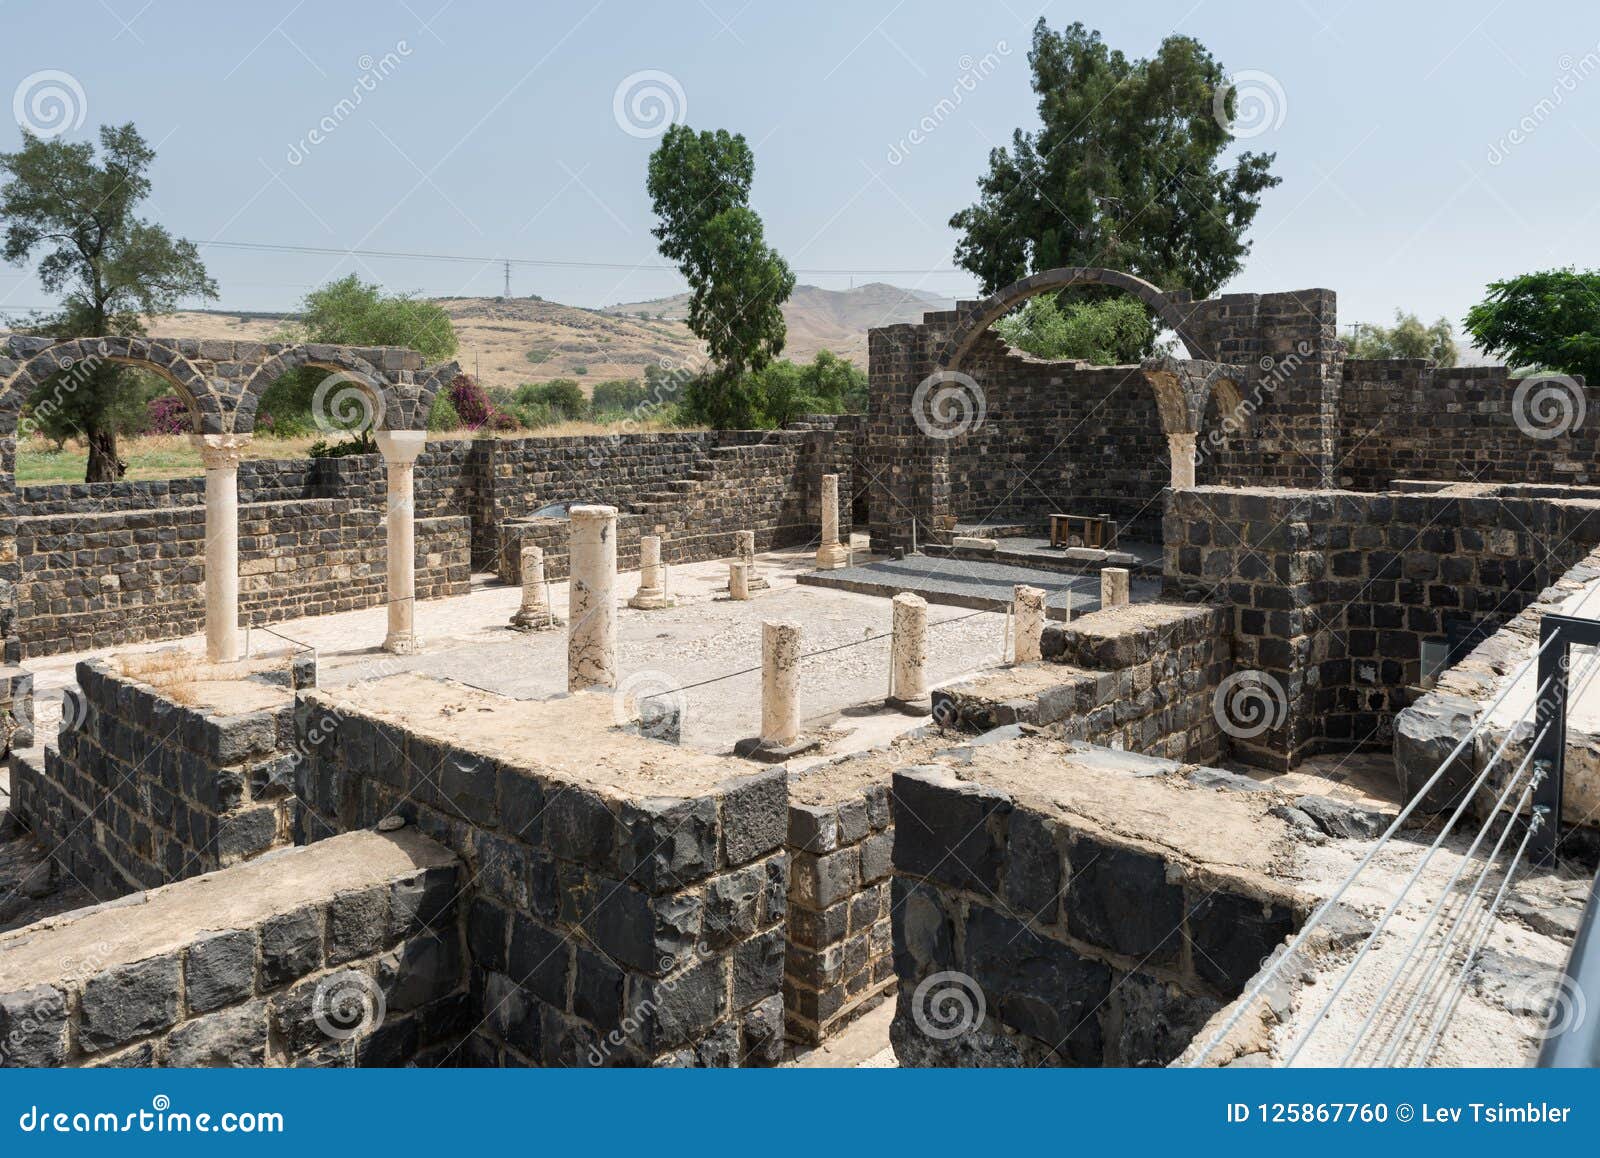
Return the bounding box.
[796,555,1159,618]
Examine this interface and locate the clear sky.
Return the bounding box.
[2,0,1597,338]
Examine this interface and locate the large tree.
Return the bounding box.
[1464,269,1600,382]
[950,20,1280,354]
[0,124,216,480]
[646,125,794,428]
[260,274,457,433]
[1349,309,1458,366]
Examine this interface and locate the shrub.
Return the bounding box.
[427,393,462,432]
[514,379,587,421]
[591,378,650,413]
[144,394,189,435]
[308,430,377,458]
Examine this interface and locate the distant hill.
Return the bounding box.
[603,282,956,369]
[151,281,957,395]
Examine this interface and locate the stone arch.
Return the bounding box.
[411,361,463,429]
[235,345,392,435]
[937,266,1217,370]
[0,335,223,435]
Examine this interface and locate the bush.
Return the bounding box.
[144,394,189,435]
[514,379,588,421]
[427,393,462,432]
[308,430,377,458]
[591,378,650,413]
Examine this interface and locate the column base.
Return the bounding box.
[510,608,563,631]
[814,542,850,569]
[886,694,932,716]
[734,734,821,762]
[383,631,423,655]
[628,589,675,611]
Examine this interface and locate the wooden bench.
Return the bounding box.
[1049,513,1108,549]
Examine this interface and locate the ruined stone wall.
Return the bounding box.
[934,604,1232,764]
[1395,541,1600,827]
[1339,362,1600,490]
[0,829,467,1068]
[496,434,829,584]
[10,658,305,899]
[783,773,894,1045]
[1164,485,1600,768]
[890,759,1299,1066]
[15,500,469,656]
[292,689,789,1067]
[950,335,1171,540]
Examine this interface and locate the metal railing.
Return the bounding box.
[1189,604,1600,1068]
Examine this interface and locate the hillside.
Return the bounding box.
[603,282,956,368]
[150,281,957,396]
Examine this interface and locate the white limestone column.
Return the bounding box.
[1101,567,1131,609]
[568,504,618,691]
[735,529,767,590]
[888,591,930,714]
[629,534,672,610]
[815,474,849,569]
[193,434,250,663]
[760,620,802,748]
[1167,432,1197,490]
[376,430,428,655]
[1014,584,1046,664]
[729,560,751,601]
[511,544,560,630]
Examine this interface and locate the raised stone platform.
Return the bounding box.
[797,554,1160,619]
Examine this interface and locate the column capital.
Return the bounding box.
[375,429,428,465]
[190,433,251,471]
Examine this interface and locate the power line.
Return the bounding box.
[193,238,964,278]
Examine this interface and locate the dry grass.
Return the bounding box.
[117,649,206,704]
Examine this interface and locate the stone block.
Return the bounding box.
[79,954,182,1051]
[1065,836,1183,964]
[891,766,1012,893]
[259,907,324,988]
[720,767,786,866]
[165,1002,269,1067]
[184,929,258,1013]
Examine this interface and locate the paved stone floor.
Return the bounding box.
[22,536,1022,755]
[798,552,1162,617]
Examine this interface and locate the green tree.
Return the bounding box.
[949,20,1280,354]
[1464,269,1600,381]
[746,350,867,427]
[590,378,650,414]
[647,125,795,428]
[0,124,217,480]
[261,274,458,430]
[513,379,587,421]
[1347,310,1457,366]
[995,295,1165,364]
